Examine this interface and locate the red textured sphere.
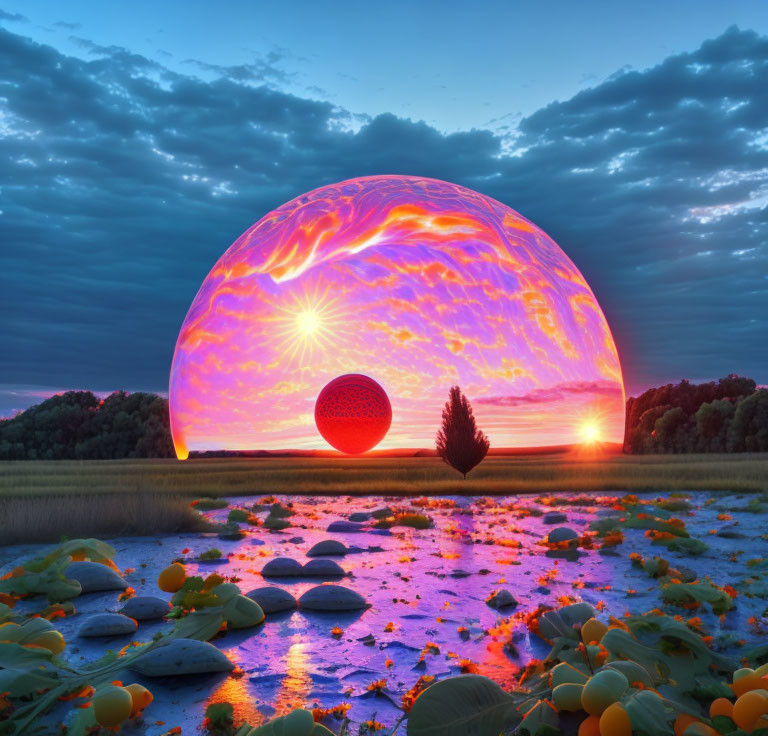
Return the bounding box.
[314,374,392,454]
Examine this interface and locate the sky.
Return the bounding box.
[1,2,768,420]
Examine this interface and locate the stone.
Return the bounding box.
[245,587,298,614]
[78,612,138,637]
[302,559,345,577]
[348,512,370,522]
[326,520,365,533]
[261,557,303,577]
[546,527,579,544]
[131,638,234,676]
[486,590,518,610]
[543,511,568,524]
[307,540,348,557]
[299,585,369,611]
[65,561,128,593]
[119,596,171,620]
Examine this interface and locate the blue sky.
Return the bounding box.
[1,2,768,416]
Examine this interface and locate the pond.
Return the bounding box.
[3,490,767,734]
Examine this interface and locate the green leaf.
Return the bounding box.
[661,581,735,615]
[621,690,674,734]
[169,607,226,641]
[711,715,738,734]
[406,675,521,736]
[514,699,559,735]
[0,667,60,698]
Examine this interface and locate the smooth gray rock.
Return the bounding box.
[348,512,370,522]
[298,585,368,611]
[327,520,365,533]
[486,590,518,610]
[65,561,128,593]
[261,557,303,577]
[302,559,345,577]
[245,586,298,613]
[546,527,579,544]
[79,612,137,637]
[131,638,234,676]
[120,596,171,620]
[307,540,348,557]
[543,511,568,525]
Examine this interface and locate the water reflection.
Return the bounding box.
[274,636,312,715]
[206,648,265,727]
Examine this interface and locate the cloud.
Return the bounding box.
[476,381,623,408]
[0,25,766,399]
[0,9,27,23]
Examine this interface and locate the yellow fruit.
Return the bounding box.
[709,698,734,719]
[27,630,65,655]
[755,663,768,677]
[158,563,186,593]
[578,714,601,736]
[581,618,609,644]
[124,683,153,715]
[599,702,631,736]
[93,685,132,728]
[581,669,629,716]
[733,689,768,731]
[551,662,590,687]
[553,683,584,712]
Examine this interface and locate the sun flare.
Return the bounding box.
[270,286,350,368]
[296,309,321,336]
[578,419,602,445]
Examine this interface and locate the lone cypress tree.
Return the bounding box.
[436,386,490,478]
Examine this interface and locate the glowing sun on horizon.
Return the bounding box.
[578,419,602,445]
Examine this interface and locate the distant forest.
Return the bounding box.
[0,391,174,460]
[624,375,768,454]
[1,377,767,460]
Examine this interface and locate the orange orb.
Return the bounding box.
[314,374,392,454]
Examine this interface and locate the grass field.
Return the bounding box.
[2,451,767,545]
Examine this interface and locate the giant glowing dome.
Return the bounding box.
[169,175,624,458]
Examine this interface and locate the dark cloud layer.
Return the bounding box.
[1,24,766,401]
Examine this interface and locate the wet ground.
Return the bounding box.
[4,490,768,733]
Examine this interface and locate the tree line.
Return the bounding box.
[0,390,174,460]
[624,375,768,454]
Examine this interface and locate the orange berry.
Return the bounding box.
[157,563,186,593]
[733,690,768,731]
[578,714,601,736]
[124,683,153,715]
[732,674,768,698]
[709,698,734,719]
[674,712,701,736]
[599,702,631,736]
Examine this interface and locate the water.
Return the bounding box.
[4,491,768,733]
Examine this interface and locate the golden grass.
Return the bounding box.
[1,450,767,500]
[0,492,213,547]
[2,452,767,546]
